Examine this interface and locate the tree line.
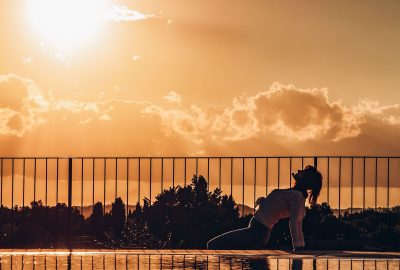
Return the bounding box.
[0,175,399,250]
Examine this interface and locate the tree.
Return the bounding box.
[110,198,126,237]
[87,202,105,239]
[115,175,245,248]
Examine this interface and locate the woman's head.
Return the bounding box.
[292,165,323,204]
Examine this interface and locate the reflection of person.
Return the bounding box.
[207,165,323,251]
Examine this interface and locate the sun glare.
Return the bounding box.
[27,0,108,51]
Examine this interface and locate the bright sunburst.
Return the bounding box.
[27,0,109,51]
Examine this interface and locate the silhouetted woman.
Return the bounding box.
[207,165,323,251]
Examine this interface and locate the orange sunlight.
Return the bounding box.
[26,0,109,51]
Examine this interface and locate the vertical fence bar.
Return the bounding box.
[81,158,84,219]
[104,158,106,215]
[242,158,245,215]
[289,158,292,188]
[11,158,14,209]
[207,158,210,190]
[126,158,129,218]
[230,158,233,196]
[81,158,84,241]
[351,157,353,214]
[150,158,152,204]
[196,158,198,177]
[45,158,48,206]
[56,158,59,205]
[277,158,280,189]
[254,158,256,211]
[93,158,95,213]
[266,158,268,195]
[327,157,330,206]
[34,158,37,202]
[363,157,366,210]
[115,158,118,199]
[184,158,187,186]
[68,158,73,246]
[172,158,175,188]
[138,158,141,205]
[314,157,318,169]
[387,158,390,210]
[375,157,378,210]
[161,158,164,191]
[338,157,341,219]
[219,158,222,190]
[0,158,2,207]
[23,158,25,207]
[301,157,304,169]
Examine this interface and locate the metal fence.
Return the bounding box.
[0,156,399,219]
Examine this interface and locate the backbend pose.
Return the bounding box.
[207,165,323,251]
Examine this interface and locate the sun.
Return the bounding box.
[26,0,109,51]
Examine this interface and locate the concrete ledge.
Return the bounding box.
[0,249,399,259]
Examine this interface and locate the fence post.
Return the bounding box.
[314,157,318,169]
[68,158,73,247]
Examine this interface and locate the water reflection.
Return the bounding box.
[0,253,399,270]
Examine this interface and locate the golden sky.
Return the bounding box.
[1,0,400,157]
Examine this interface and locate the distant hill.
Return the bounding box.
[78,204,137,218]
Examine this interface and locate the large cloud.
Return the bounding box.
[248,83,362,141]
[0,74,141,137]
[142,83,365,143]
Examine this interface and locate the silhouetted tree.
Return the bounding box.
[132,175,244,248]
[0,201,83,248]
[343,208,400,250]
[87,202,105,239]
[110,197,126,237]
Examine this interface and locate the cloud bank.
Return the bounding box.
[1,74,400,155]
[143,83,366,143]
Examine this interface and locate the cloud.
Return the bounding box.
[164,91,182,104]
[108,5,154,22]
[247,83,363,141]
[2,75,400,156]
[52,100,100,114]
[99,114,112,121]
[354,100,400,125]
[22,57,33,64]
[0,74,49,137]
[143,83,366,144]
[0,74,133,136]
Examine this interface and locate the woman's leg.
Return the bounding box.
[207,217,270,249]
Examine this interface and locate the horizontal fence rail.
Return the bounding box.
[0,156,399,220]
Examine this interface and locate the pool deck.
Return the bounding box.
[0,250,399,259]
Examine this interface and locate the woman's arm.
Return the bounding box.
[288,194,305,249]
[289,217,304,248]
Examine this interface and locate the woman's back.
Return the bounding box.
[254,189,306,230]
